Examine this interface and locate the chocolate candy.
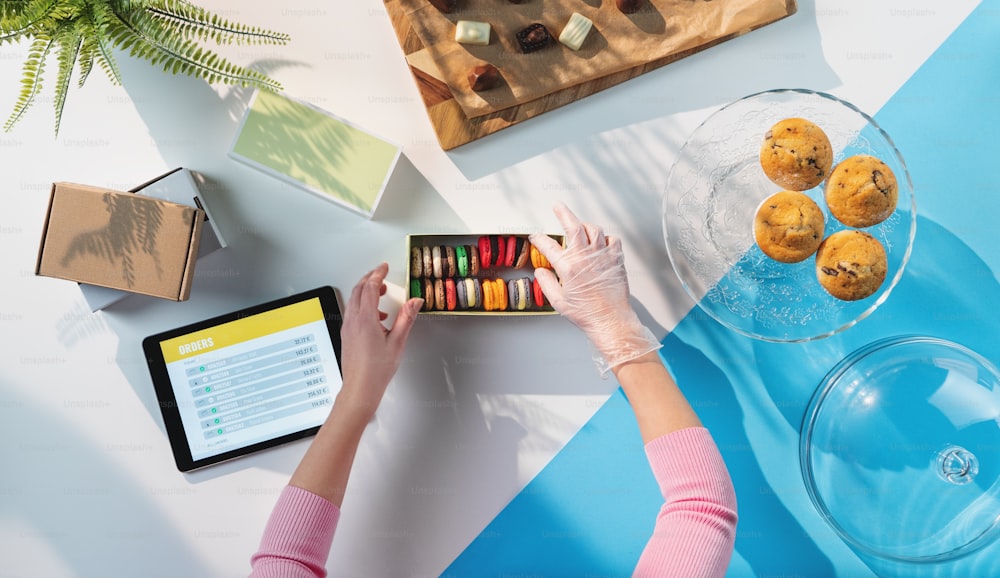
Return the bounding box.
[428,0,457,13]
[468,63,501,91]
[616,0,643,13]
[516,23,551,53]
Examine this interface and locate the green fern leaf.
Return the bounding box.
[4,35,53,132]
[1,1,33,21]
[89,3,124,84]
[144,0,289,46]
[75,18,97,87]
[0,0,60,45]
[52,24,82,136]
[111,7,281,90]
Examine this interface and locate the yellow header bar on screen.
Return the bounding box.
[159,298,323,363]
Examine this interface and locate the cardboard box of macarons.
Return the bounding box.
[407,234,564,315]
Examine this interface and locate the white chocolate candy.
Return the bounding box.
[455,20,491,45]
[558,13,593,51]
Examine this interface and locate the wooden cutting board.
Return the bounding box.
[385,0,797,150]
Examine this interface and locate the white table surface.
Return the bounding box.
[0,1,979,576]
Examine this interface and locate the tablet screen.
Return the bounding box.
[143,287,343,471]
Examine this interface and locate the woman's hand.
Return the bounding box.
[530,203,661,375]
[337,262,423,420]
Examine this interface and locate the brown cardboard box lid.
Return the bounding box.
[36,182,204,301]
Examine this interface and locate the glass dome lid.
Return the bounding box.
[800,336,1000,562]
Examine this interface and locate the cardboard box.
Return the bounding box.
[78,168,228,311]
[36,183,204,301]
[407,234,564,316]
[229,89,402,219]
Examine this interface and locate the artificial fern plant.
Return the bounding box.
[0,0,290,135]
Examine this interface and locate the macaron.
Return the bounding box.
[482,277,495,311]
[494,236,506,269]
[513,237,531,268]
[456,277,469,309]
[532,277,546,308]
[410,278,422,300]
[456,245,469,277]
[445,278,457,311]
[445,245,457,277]
[530,243,552,269]
[423,279,434,311]
[468,244,480,276]
[507,278,523,311]
[432,246,444,279]
[411,247,423,278]
[503,236,517,267]
[465,278,481,309]
[513,277,535,311]
[493,277,508,311]
[478,236,493,269]
[433,278,446,310]
[422,246,433,278]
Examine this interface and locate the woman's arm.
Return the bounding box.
[531,204,738,577]
[614,354,737,578]
[288,263,422,506]
[612,353,701,442]
[249,263,423,578]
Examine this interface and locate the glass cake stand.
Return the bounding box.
[662,89,916,342]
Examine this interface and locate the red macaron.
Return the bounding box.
[532,277,546,308]
[503,236,517,267]
[445,278,457,311]
[478,236,492,269]
[493,235,505,269]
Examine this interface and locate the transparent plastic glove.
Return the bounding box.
[530,203,661,376]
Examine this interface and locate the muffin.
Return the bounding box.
[759,118,834,191]
[815,230,887,301]
[825,154,898,227]
[754,191,825,263]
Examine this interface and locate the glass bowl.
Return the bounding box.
[800,336,1000,562]
[662,89,916,342]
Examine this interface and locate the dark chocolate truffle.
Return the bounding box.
[516,23,551,53]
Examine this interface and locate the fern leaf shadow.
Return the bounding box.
[232,91,370,211]
[61,192,166,288]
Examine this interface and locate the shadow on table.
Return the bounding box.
[446,0,838,180]
[0,373,212,576]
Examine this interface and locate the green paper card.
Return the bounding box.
[229,90,401,218]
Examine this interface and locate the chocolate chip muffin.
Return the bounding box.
[759,118,834,191]
[824,154,898,227]
[754,191,825,263]
[815,230,887,301]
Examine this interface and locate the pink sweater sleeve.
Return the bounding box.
[633,427,738,578]
[249,485,340,578]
